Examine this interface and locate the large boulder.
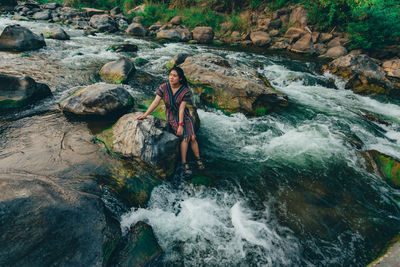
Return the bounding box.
[0,74,51,112]
[322,45,347,59]
[250,31,271,47]
[0,172,121,266]
[32,9,51,20]
[179,53,288,116]
[59,83,134,116]
[0,25,45,51]
[156,27,191,42]
[126,22,147,37]
[290,33,314,54]
[89,14,117,33]
[382,59,400,79]
[192,26,214,43]
[113,222,162,267]
[100,57,135,84]
[95,112,179,177]
[322,54,393,95]
[362,150,400,188]
[43,28,70,40]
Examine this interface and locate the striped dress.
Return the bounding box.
[157,82,196,140]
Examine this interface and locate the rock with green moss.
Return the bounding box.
[59,83,134,116]
[179,53,288,116]
[96,112,179,177]
[322,54,393,96]
[100,57,135,84]
[137,99,200,132]
[43,28,70,40]
[0,74,52,112]
[165,53,191,69]
[115,222,162,267]
[363,150,400,188]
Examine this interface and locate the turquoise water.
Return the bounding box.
[1,16,400,266]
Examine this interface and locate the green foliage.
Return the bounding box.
[181,7,224,30]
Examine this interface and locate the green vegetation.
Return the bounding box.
[40,0,400,51]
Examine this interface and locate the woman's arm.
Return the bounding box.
[176,101,186,136]
[135,95,162,120]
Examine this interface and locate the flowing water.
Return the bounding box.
[1,15,400,266]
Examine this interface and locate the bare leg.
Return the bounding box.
[180,138,189,163]
[190,136,200,158]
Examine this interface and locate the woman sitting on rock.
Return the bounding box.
[135,66,204,175]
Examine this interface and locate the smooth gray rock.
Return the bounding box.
[0,25,45,51]
[0,74,52,111]
[192,26,214,43]
[156,27,191,41]
[89,14,117,33]
[100,57,135,84]
[43,27,69,40]
[126,22,147,36]
[59,83,134,116]
[32,9,51,20]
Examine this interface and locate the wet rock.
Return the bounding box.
[126,22,147,37]
[270,40,290,50]
[284,27,306,44]
[157,27,191,42]
[269,18,282,29]
[166,53,192,69]
[179,53,288,116]
[89,14,117,33]
[0,24,45,51]
[250,31,271,47]
[59,83,134,116]
[382,59,400,79]
[108,43,138,53]
[289,6,308,28]
[170,15,182,25]
[0,172,121,267]
[290,33,314,54]
[363,150,400,188]
[116,17,129,30]
[43,27,69,40]
[1,0,17,7]
[322,54,393,96]
[58,7,80,20]
[32,9,51,20]
[96,112,179,176]
[113,222,162,267]
[100,57,135,84]
[322,46,347,59]
[192,26,214,43]
[0,74,51,112]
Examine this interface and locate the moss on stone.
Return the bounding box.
[137,99,166,120]
[165,61,174,69]
[254,106,267,116]
[100,72,126,84]
[0,98,23,111]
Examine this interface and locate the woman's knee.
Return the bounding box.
[190,136,197,142]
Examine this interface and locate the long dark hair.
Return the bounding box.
[169,66,188,87]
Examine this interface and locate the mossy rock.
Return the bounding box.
[116,222,162,267]
[137,99,166,120]
[369,150,400,188]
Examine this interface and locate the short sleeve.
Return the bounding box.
[156,86,163,97]
[182,90,192,103]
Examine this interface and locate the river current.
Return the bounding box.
[1,16,400,266]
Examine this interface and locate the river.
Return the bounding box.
[1,15,400,266]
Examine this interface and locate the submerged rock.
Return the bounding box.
[0,24,45,51]
[96,112,179,177]
[113,222,162,266]
[100,57,135,84]
[322,54,393,96]
[363,150,400,188]
[59,83,134,116]
[0,74,51,112]
[179,53,288,116]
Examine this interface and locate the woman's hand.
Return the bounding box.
[177,125,183,136]
[135,113,147,120]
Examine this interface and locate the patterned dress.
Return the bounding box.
[157,82,196,140]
